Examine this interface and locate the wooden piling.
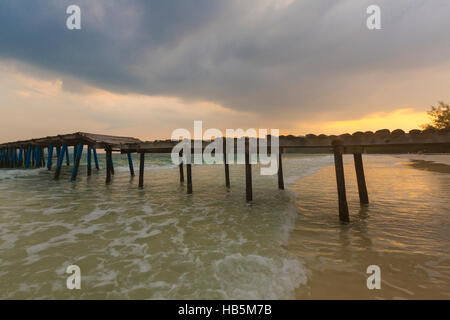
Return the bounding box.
[31,146,35,167]
[278,147,284,190]
[87,145,92,176]
[25,145,31,168]
[93,148,100,170]
[179,150,184,183]
[353,153,369,204]
[47,144,54,170]
[138,152,145,188]
[245,137,252,202]
[186,163,192,194]
[34,146,41,168]
[11,147,16,168]
[185,149,192,194]
[65,147,70,166]
[18,147,23,167]
[106,147,113,184]
[333,145,350,222]
[41,147,45,167]
[73,145,78,165]
[127,153,134,177]
[223,138,230,188]
[56,146,61,163]
[54,144,67,179]
[71,143,84,182]
[110,156,115,175]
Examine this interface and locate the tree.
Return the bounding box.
[422,101,450,130]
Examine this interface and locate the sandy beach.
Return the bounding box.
[394,154,450,166]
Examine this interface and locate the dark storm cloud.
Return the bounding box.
[1,0,450,118]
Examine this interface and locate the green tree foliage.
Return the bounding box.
[422,101,450,130]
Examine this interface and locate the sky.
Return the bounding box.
[1,0,450,142]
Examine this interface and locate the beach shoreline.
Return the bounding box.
[393,153,450,166]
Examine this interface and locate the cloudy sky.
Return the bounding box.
[1,0,450,141]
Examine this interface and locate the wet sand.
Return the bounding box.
[394,154,450,166]
[290,155,450,300]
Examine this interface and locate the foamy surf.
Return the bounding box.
[0,153,336,299]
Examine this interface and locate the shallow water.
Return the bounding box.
[0,153,448,299]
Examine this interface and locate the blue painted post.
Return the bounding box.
[71,143,84,182]
[47,144,54,170]
[2,148,6,167]
[7,148,11,167]
[6,148,9,167]
[56,146,61,161]
[93,148,100,170]
[65,147,70,166]
[54,144,67,179]
[3,148,6,167]
[0,148,4,167]
[18,147,23,167]
[31,146,35,166]
[34,146,41,168]
[73,145,78,164]
[127,153,135,176]
[87,145,92,176]
[40,147,45,167]
[25,145,32,168]
[11,147,16,168]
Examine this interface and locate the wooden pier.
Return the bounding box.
[0,132,141,182]
[1,128,449,222]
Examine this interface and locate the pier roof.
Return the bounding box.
[0,132,142,149]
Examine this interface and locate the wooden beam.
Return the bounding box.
[138,152,145,188]
[333,145,350,222]
[353,153,369,204]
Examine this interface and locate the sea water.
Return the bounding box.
[0,154,448,299]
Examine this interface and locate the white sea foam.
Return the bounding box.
[0,168,45,180]
[212,253,307,299]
